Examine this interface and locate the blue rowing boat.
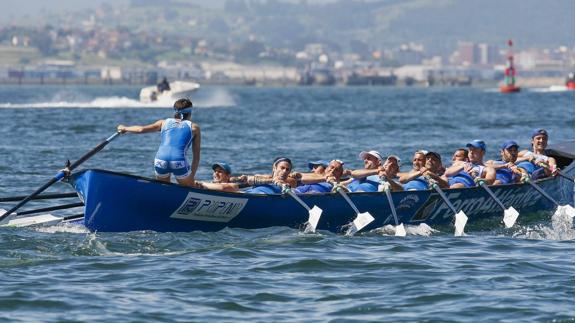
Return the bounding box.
[67,152,575,233]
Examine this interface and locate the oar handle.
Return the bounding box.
[0,131,122,222]
[557,171,575,182]
[479,182,507,211]
[68,131,122,171]
[337,188,361,214]
[286,190,311,211]
[526,180,559,206]
[432,184,458,215]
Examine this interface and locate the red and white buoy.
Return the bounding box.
[500,39,521,93]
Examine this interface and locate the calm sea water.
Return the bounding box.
[1,85,575,321]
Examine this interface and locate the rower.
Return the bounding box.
[347,150,384,192]
[244,157,298,194]
[398,150,427,184]
[516,129,557,179]
[403,151,448,190]
[444,140,496,188]
[117,98,200,187]
[308,160,329,175]
[294,160,345,194]
[377,155,404,191]
[485,140,528,185]
[452,148,469,162]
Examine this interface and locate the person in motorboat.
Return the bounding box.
[516,129,557,179]
[485,140,528,185]
[117,98,201,187]
[444,140,496,188]
[452,148,469,162]
[295,159,346,194]
[157,77,171,93]
[346,150,385,192]
[398,150,427,184]
[403,151,449,190]
[244,157,298,194]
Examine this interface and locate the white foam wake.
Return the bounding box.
[514,207,575,240]
[0,89,236,109]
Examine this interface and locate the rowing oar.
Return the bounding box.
[283,186,322,233]
[476,179,519,228]
[556,171,575,182]
[428,180,468,236]
[0,131,122,223]
[378,179,406,236]
[335,186,374,235]
[1,211,84,228]
[0,192,78,203]
[524,177,575,218]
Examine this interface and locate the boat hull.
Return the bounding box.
[500,85,521,93]
[68,164,575,233]
[567,82,575,90]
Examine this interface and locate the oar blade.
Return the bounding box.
[558,205,575,218]
[346,212,375,236]
[1,213,62,227]
[307,205,323,232]
[395,223,407,237]
[454,210,468,237]
[503,207,520,228]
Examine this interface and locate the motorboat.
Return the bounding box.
[139,81,200,103]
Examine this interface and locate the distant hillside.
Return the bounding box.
[4,0,574,55]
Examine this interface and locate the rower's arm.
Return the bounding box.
[443,162,465,177]
[398,169,423,184]
[515,150,532,163]
[190,123,201,180]
[298,173,327,184]
[483,167,496,185]
[349,168,378,179]
[117,119,163,133]
[485,160,507,170]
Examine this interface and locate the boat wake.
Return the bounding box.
[513,208,575,240]
[373,223,438,236]
[530,86,570,93]
[0,89,236,109]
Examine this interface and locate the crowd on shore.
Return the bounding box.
[116,99,557,195]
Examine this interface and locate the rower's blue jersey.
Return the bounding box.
[348,176,380,192]
[155,118,194,162]
[447,171,475,188]
[245,184,283,194]
[294,182,333,194]
[403,176,429,191]
[493,160,519,184]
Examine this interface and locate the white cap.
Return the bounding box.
[358,150,384,164]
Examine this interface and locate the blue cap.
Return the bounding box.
[466,140,486,151]
[212,162,232,174]
[500,140,519,150]
[531,128,548,138]
[308,160,329,170]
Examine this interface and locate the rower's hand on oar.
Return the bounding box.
[331,184,349,193]
[117,125,128,133]
[58,167,72,178]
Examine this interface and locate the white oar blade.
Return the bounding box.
[307,205,323,233]
[0,208,17,225]
[503,207,520,228]
[558,205,575,218]
[1,213,63,227]
[395,223,407,237]
[353,212,375,232]
[454,211,468,237]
